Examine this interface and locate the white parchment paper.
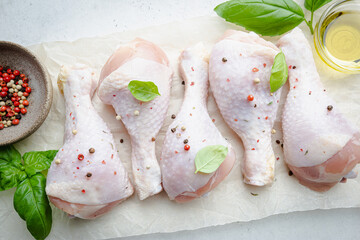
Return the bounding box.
[1,14,360,240]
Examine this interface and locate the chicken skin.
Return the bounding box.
[98,39,173,200]
[161,43,235,203]
[46,65,133,219]
[278,28,360,191]
[209,30,281,186]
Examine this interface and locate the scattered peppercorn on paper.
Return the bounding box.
[1,15,360,240]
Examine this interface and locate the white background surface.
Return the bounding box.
[1,0,360,239]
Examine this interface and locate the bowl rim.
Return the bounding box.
[314,0,360,73]
[0,40,53,146]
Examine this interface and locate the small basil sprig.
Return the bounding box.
[128,80,160,102]
[215,0,334,36]
[195,145,228,174]
[304,0,333,33]
[270,52,288,93]
[305,0,333,11]
[0,146,58,240]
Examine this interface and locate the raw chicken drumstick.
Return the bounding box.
[46,65,134,219]
[98,39,173,200]
[161,43,235,203]
[209,30,281,186]
[278,28,360,191]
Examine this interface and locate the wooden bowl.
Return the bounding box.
[0,41,53,146]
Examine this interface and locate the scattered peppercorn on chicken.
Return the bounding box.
[98,38,173,200]
[46,64,134,219]
[161,43,235,203]
[278,28,360,191]
[209,30,282,186]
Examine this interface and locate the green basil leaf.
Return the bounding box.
[195,145,228,174]
[128,80,161,102]
[214,0,305,36]
[305,0,333,12]
[0,161,27,191]
[0,145,22,169]
[270,52,288,93]
[0,146,25,190]
[14,173,52,240]
[23,150,58,177]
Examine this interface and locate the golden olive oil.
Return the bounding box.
[322,11,360,65]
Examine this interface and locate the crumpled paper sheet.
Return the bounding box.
[1,14,360,240]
